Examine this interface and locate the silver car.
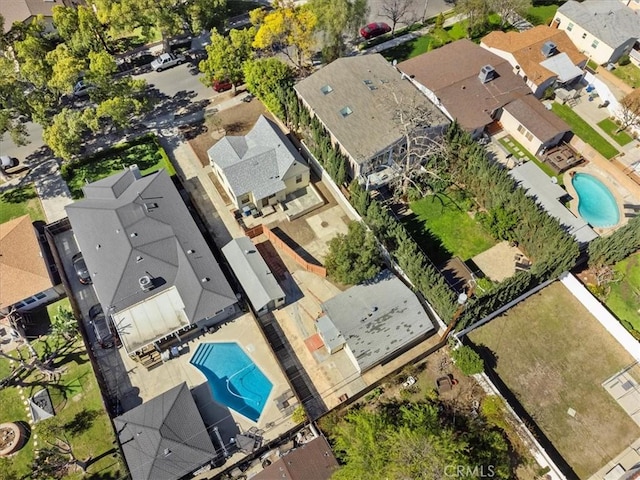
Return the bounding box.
[150,53,186,72]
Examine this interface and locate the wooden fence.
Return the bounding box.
[244,224,327,277]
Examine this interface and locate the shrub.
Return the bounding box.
[292,405,307,424]
[619,54,631,66]
[451,345,484,375]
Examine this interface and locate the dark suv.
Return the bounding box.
[89,305,115,349]
[72,253,91,285]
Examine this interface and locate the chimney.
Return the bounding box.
[541,41,557,58]
[139,275,154,292]
[478,65,496,84]
[129,164,141,179]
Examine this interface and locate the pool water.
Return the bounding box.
[190,342,273,422]
[571,173,620,227]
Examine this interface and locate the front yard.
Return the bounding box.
[469,281,639,478]
[612,62,640,89]
[63,134,175,199]
[0,183,45,223]
[0,334,124,478]
[405,193,496,263]
[551,103,619,159]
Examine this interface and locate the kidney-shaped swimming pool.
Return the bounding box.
[571,173,620,228]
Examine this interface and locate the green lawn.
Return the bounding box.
[64,134,176,199]
[0,183,45,223]
[525,3,560,26]
[597,118,634,146]
[551,103,619,159]
[407,194,496,261]
[606,253,640,334]
[498,136,563,185]
[612,62,640,89]
[0,337,124,478]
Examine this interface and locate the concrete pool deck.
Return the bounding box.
[114,312,297,458]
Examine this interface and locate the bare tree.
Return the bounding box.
[455,0,490,37]
[489,0,532,28]
[380,0,416,34]
[616,92,640,133]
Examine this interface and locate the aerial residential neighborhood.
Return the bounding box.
[1,1,639,479]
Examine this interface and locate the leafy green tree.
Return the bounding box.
[46,44,86,94]
[52,5,110,56]
[0,57,30,145]
[243,57,294,117]
[50,306,78,341]
[94,96,144,132]
[588,215,640,268]
[43,108,88,160]
[451,345,484,375]
[308,0,368,60]
[325,221,381,284]
[13,23,54,89]
[199,28,255,94]
[185,0,227,33]
[349,180,370,217]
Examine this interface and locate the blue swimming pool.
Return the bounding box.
[571,173,620,228]
[190,342,273,422]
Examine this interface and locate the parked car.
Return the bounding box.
[0,156,28,177]
[150,53,186,72]
[213,79,233,92]
[88,304,115,349]
[72,253,91,285]
[72,80,95,98]
[1,155,19,171]
[360,22,391,40]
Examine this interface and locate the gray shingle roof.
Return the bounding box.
[294,54,448,164]
[509,161,597,244]
[207,116,308,200]
[503,95,569,143]
[114,382,216,480]
[222,237,285,312]
[320,270,435,372]
[65,168,237,323]
[558,0,639,48]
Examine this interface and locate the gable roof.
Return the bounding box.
[222,237,285,312]
[503,95,570,142]
[207,116,308,200]
[294,54,448,164]
[557,0,639,47]
[252,436,339,480]
[482,26,587,86]
[114,382,216,480]
[320,270,435,373]
[65,168,236,326]
[1,0,67,33]
[0,215,53,307]
[398,39,531,131]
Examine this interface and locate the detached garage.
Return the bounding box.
[222,237,285,316]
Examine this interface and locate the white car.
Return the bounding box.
[150,53,186,72]
[73,80,95,97]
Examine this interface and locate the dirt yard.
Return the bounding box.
[188,99,269,167]
[469,281,639,478]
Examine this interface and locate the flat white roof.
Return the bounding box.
[112,286,190,353]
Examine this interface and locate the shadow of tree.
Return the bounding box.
[63,409,101,436]
[0,185,37,203]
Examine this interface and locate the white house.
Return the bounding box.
[553,0,639,65]
[208,115,310,211]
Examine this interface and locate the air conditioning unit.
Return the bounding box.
[139,275,154,292]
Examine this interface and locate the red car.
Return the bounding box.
[213,79,233,92]
[360,22,391,40]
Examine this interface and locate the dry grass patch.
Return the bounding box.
[469,282,639,478]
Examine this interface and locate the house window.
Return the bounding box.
[582,33,587,39]
[320,85,333,95]
[567,22,573,31]
[24,297,37,305]
[517,124,526,134]
[340,106,353,118]
[591,39,599,49]
[525,131,534,142]
[295,174,303,183]
[35,292,47,300]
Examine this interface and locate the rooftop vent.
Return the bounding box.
[363,79,376,91]
[139,275,153,292]
[187,249,195,254]
[478,65,496,84]
[541,41,557,58]
[144,202,158,212]
[129,164,141,179]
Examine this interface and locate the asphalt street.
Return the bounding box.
[366,0,453,26]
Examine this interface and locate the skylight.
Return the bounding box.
[321,85,333,95]
[340,106,353,118]
[363,79,377,91]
